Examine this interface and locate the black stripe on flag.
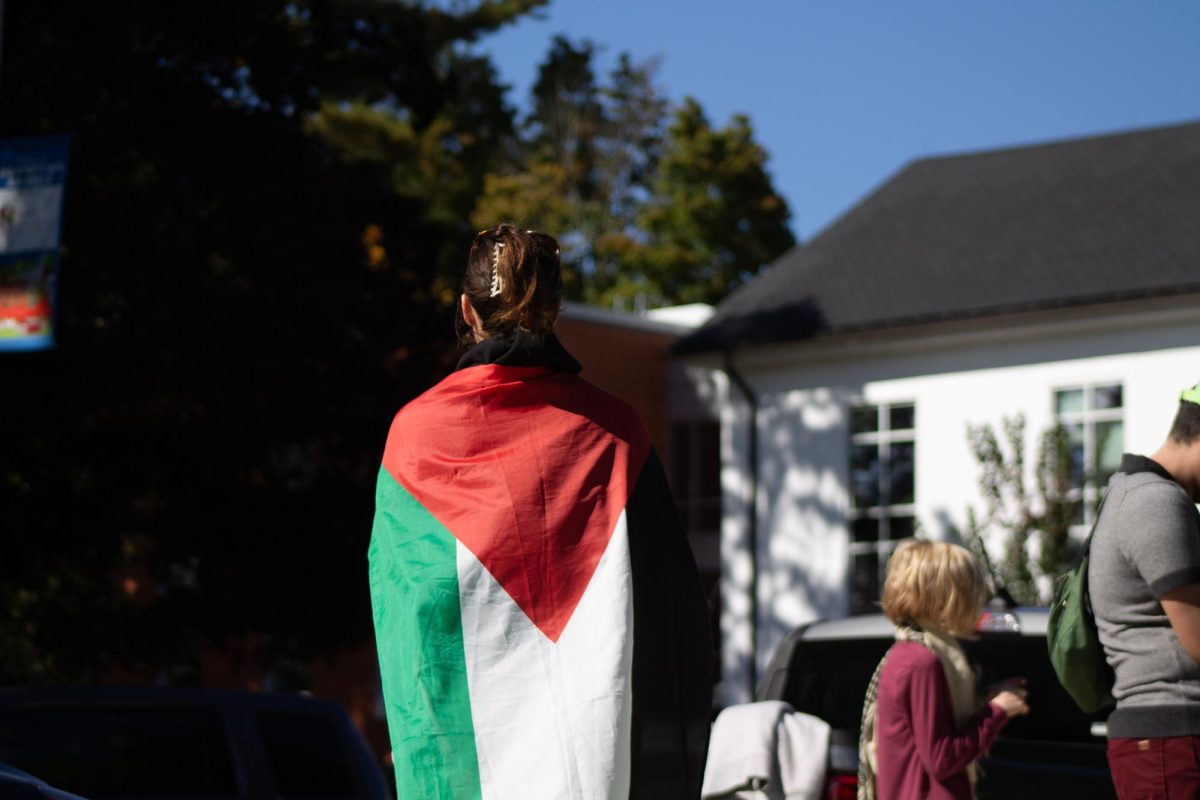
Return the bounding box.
[626,448,713,799]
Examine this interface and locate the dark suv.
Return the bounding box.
[757,608,1114,800]
[0,687,390,800]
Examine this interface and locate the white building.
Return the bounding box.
[674,121,1200,707]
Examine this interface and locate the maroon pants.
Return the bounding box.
[1108,736,1200,799]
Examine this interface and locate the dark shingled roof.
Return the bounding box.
[676,121,1200,354]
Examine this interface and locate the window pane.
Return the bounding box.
[887,516,915,541]
[850,553,880,615]
[851,444,881,508]
[851,406,878,435]
[852,517,879,543]
[1091,492,1105,525]
[1065,423,1085,489]
[1091,384,1123,410]
[1070,498,1085,526]
[1094,420,1124,487]
[258,711,356,798]
[888,404,915,431]
[966,637,1104,743]
[1055,389,1084,416]
[888,441,915,505]
[783,638,892,731]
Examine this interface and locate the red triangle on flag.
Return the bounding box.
[386,366,649,642]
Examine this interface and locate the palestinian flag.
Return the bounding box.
[369,334,711,800]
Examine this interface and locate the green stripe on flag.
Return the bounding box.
[369,468,481,799]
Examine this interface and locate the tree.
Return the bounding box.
[960,416,1075,606]
[307,49,518,296]
[631,99,795,305]
[473,38,793,307]
[0,0,545,683]
[472,38,668,302]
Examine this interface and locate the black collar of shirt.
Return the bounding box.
[1119,453,1178,485]
[455,330,582,374]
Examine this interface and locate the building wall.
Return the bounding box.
[710,302,1200,706]
[554,316,677,456]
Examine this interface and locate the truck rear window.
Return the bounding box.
[779,638,886,730]
[781,634,1107,741]
[775,631,1114,799]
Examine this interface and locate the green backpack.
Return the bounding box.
[1047,497,1115,713]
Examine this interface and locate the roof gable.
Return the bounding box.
[678,121,1200,353]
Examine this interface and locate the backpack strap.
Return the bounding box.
[1074,491,1109,564]
[1069,463,1139,569]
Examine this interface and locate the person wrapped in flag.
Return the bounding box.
[369,223,713,799]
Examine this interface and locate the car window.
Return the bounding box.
[257,710,357,798]
[780,632,1107,739]
[0,706,238,798]
[776,628,1113,799]
[780,638,890,730]
[964,635,1107,743]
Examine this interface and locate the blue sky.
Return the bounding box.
[475,1,1200,241]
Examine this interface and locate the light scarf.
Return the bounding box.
[920,625,977,732]
[858,625,979,800]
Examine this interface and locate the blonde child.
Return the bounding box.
[859,539,1029,800]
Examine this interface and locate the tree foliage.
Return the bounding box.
[0,5,793,687]
[0,0,545,683]
[631,100,796,305]
[960,416,1075,606]
[473,38,795,307]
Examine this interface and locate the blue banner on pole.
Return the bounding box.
[0,134,70,352]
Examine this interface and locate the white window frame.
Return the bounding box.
[848,401,916,614]
[1053,382,1124,529]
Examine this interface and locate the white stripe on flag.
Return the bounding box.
[457,511,634,800]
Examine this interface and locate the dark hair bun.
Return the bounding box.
[460,223,562,341]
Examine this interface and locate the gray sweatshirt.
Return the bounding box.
[1090,454,1200,737]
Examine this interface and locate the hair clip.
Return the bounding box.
[489,242,505,297]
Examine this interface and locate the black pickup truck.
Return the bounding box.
[757,608,1115,800]
[0,687,390,800]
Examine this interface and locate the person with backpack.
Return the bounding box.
[1089,384,1200,800]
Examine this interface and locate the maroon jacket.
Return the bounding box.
[875,642,1009,800]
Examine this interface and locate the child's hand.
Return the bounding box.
[985,676,1028,700]
[990,689,1030,718]
[987,678,1030,718]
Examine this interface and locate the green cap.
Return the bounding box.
[1182,384,1200,405]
